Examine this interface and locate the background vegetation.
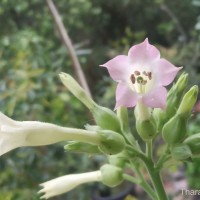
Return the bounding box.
[0,0,200,199]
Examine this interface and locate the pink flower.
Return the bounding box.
[101,38,181,110]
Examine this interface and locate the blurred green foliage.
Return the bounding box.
[0,0,200,199]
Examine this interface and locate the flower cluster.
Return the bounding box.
[0,39,199,200]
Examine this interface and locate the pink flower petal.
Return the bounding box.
[128,38,160,65]
[115,82,138,109]
[142,86,167,109]
[100,55,130,82]
[155,58,182,86]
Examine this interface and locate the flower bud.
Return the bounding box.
[59,72,95,110]
[177,85,198,118]
[92,105,121,133]
[153,73,188,131]
[98,130,126,155]
[117,106,135,144]
[100,164,123,187]
[60,72,121,132]
[183,133,200,157]
[152,108,166,132]
[136,117,156,141]
[162,114,187,145]
[171,144,192,160]
[108,151,127,168]
[166,73,188,117]
[64,141,101,154]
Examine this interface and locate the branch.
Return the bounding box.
[45,0,92,98]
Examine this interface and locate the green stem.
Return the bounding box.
[124,173,158,200]
[146,140,153,159]
[143,158,168,200]
[155,145,170,170]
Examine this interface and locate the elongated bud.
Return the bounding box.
[100,164,123,187]
[153,73,188,131]
[162,114,187,145]
[183,133,200,157]
[98,130,126,155]
[166,73,188,116]
[117,107,135,144]
[64,141,101,154]
[92,105,121,133]
[152,108,166,132]
[177,85,198,118]
[59,72,95,109]
[60,72,121,132]
[136,117,156,141]
[171,144,192,160]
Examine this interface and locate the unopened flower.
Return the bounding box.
[101,38,181,109]
[0,112,102,156]
[39,171,102,199]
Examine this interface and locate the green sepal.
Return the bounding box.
[183,133,200,157]
[64,141,102,154]
[177,85,198,119]
[153,73,188,131]
[100,164,123,187]
[108,151,128,168]
[136,117,156,141]
[92,105,121,133]
[98,130,126,155]
[171,144,192,161]
[162,114,187,145]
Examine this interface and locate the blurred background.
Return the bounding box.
[0,0,200,199]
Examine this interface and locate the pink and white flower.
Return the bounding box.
[101,38,181,110]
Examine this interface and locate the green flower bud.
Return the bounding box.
[166,73,188,117]
[92,105,121,133]
[136,117,156,141]
[184,133,200,157]
[60,72,121,132]
[98,130,126,155]
[171,144,192,160]
[117,107,135,145]
[100,164,123,187]
[162,114,187,145]
[152,108,166,132]
[108,151,127,168]
[153,73,188,131]
[59,73,95,110]
[64,141,101,154]
[177,85,198,118]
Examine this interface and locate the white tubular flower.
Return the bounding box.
[38,171,102,199]
[0,112,101,156]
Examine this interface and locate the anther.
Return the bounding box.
[134,71,140,76]
[147,72,152,80]
[130,74,136,84]
[142,80,147,85]
[143,71,148,76]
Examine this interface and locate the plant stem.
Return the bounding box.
[124,173,158,200]
[143,158,169,200]
[146,140,153,159]
[155,145,170,170]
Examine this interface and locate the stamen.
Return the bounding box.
[143,71,148,76]
[134,71,140,76]
[130,74,136,84]
[147,72,152,80]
